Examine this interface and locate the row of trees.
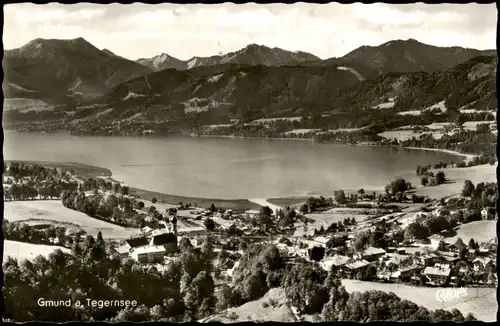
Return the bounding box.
[4,162,72,181]
[61,190,151,228]
[400,128,496,160]
[82,177,130,195]
[3,219,82,248]
[420,171,447,187]
[461,180,497,212]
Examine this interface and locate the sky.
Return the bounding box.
[3,3,497,61]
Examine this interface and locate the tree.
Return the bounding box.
[136,201,145,210]
[283,262,329,315]
[389,178,409,194]
[151,197,157,204]
[468,238,478,250]
[309,246,325,262]
[216,284,233,311]
[405,222,429,240]
[179,237,193,252]
[260,206,273,217]
[259,214,274,232]
[461,180,475,197]
[299,204,309,214]
[334,190,347,204]
[435,171,446,185]
[358,189,365,196]
[204,218,216,231]
[322,278,349,321]
[120,186,130,196]
[353,231,369,251]
[184,271,216,319]
[437,240,447,251]
[238,239,248,252]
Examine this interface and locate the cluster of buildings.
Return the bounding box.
[311,236,497,287]
[114,230,178,264]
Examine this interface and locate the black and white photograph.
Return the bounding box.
[1,1,498,323]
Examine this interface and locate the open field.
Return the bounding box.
[397,110,422,116]
[443,221,497,244]
[3,240,71,263]
[267,197,308,207]
[462,120,496,131]
[250,117,302,124]
[3,98,54,112]
[129,187,262,211]
[283,129,317,135]
[201,287,296,323]
[379,130,444,141]
[410,164,495,198]
[4,201,139,239]
[307,212,373,225]
[341,279,497,322]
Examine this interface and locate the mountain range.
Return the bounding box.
[2,37,496,114]
[3,37,153,104]
[100,54,496,123]
[135,44,321,72]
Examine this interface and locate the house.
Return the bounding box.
[150,231,177,254]
[115,245,132,259]
[245,209,260,218]
[362,247,387,262]
[457,266,469,277]
[414,253,438,266]
[320,255,350,272]
[120,237,150,251]
[314,236,330,245]
[436,251,460,266]
[423,264,451,285]
[397,265,422,281]
[377,271,392,281]
[340,260,372,278]
[131,245,167,264]
[386,247,397,253]
[473,257,493,272]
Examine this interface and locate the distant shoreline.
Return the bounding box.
[403,147,475,163]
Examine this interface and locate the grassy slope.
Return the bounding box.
[4,201,139,239]
[341,279,497,322]
[129,187,262,211]
[444,220,497,244]
[201,287,296,323]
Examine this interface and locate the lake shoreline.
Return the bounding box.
[7,140,478,210]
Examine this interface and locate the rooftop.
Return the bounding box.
[321,255,350,270]
[345,260,371,270]
[115,245,131,254]
[364,247,387,256]
[423,266,451,277]
[133,245,167,255]
[125,237,149,248]
[151,232,177,245]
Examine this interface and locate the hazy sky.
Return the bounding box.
[3,3,497,61]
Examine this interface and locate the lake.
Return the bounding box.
[3,131,463,199]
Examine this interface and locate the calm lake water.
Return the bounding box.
[3,131,463,199]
